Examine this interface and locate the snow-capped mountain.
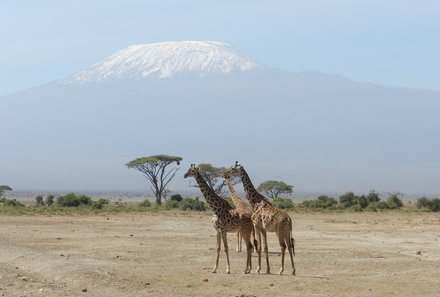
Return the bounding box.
[64,41,264,84]
[1,41,440,194]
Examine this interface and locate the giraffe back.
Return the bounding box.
[252,201,292,233]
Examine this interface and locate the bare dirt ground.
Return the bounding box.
[0,211,439,297]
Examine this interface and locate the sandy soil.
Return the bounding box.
[0,211,439,297]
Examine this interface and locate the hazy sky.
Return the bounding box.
[1,0,439,96]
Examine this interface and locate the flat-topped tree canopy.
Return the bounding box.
[0,185,13,198]
[196,163,229,195]
[126,155,182,205]
[257,180,294,199]
[126,155,182,167]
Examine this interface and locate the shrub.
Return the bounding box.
[367,192,380,203]
[170,194,183,202]
[272,198,295,210]
[365,201,391,211]
[0,197,24,207]
[430,198,440,212]
[138,199,152,208]
[162,200,179,210]
[416,197,430,209]
[339,192,357,208]
[35,195,44,205]
[92,198,109,209]
[416,197,440,212]
[357,195,369,209]
[78,194,92,205]
[45,194,55,206]
[386,194,403,209]
[178,197,206,211]
[365,202,377,211]
[317,195,338,207]
[56,193,92,207]
[351,204,363,212]
[302,195,337,209]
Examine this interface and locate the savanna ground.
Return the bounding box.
[0,211,439,297]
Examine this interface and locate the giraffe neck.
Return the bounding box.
[194,171,231,213]
[239,168,266,205]
[225,179,245,208]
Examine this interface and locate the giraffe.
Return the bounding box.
[223,176,257,252]
[184,164,254,274]
[224,162,296,275]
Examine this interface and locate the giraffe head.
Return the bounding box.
[183,164,199,178]
[223,161,243,180]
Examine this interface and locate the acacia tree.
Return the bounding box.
[0,185,12,198]
[126,155,182,205]
[194,163,229,195]
[257,180,293,199]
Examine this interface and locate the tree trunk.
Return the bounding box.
[155,190,163,205]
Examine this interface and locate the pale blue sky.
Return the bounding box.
[1,0,439,96]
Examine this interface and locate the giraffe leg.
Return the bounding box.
[286,235,296,276]
[255,229,262,274]
[221,232,231,274]
[278,234,287,275]
[252,230,257,253]
[262,230,270,274]
[236,231,241,252]
[212,231,221,273]
[242,231,252,274]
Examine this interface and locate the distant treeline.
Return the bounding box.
[1,192,440,213]
[299,192,439,212]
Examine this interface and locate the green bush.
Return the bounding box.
[318,195,338,208]
[45,194,55,206]
[170,194,183,202]
[162,200,179,210]
[138,199,152,208]
[302,195,338,209]
[272,198,295,210]
[416,197,440,212]
[78,195,92,205]
[430,198,440,212]
[386,194,403,209]
[416,197,430,209]
[351,204,363,212]
[35,195,44,205]
[357,195,369,209]
[179,198,206,211]
[56,193,92,207]
[339,192,357,208]
[365,201,391,211]
[0,197,24,207]
[92,198,109,209]
[367,192,380,203]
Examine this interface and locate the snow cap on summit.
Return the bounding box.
[65,41,264,83]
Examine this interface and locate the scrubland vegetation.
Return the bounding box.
[1,190,439,215]
[0,193,207,214]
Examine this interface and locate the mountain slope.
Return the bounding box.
[1,41,440,194]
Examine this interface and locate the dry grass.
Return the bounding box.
[0,211,439,296]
